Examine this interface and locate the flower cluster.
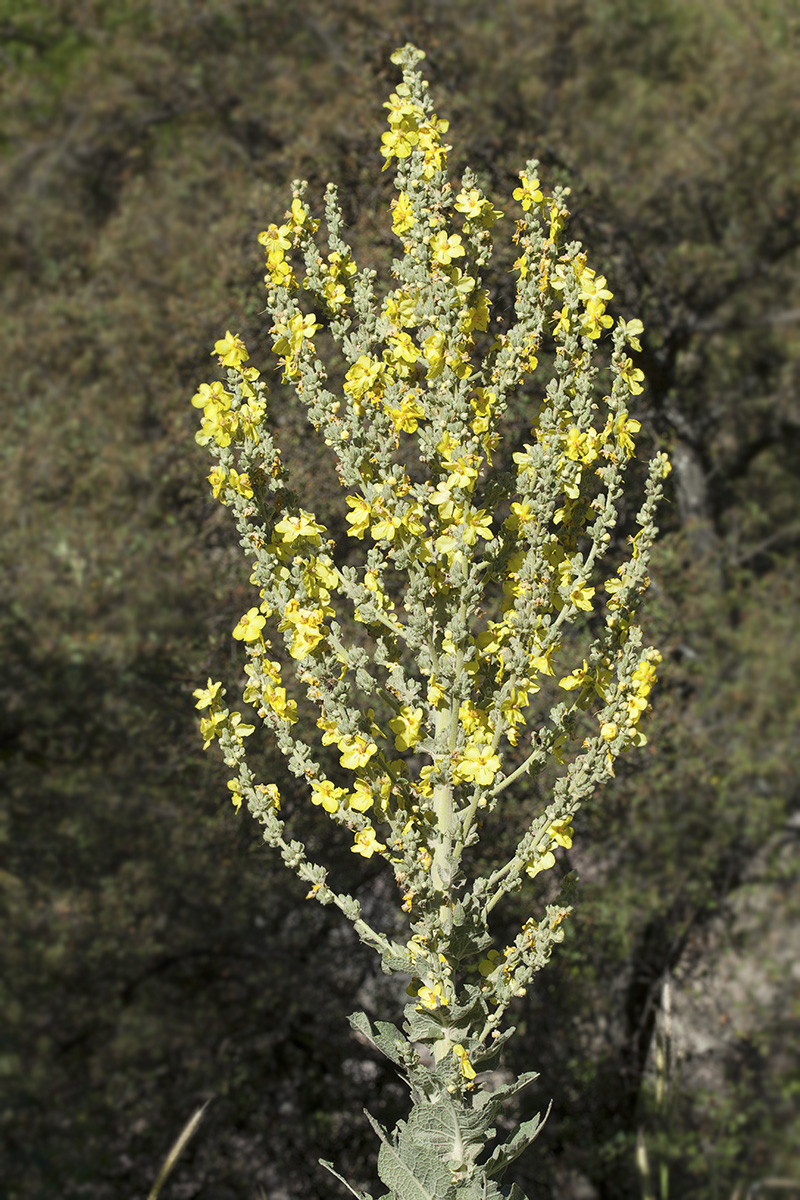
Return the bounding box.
[190,44,669,1200]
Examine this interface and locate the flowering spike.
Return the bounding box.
[191,44,669,1199]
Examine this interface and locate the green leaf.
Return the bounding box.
[472,1071,540,1122]
[349,1011,407,1067]
[402,1004,448,1044]
[365,1111,456,1200]
[374,1020,413,1063]
[447,1176,530,1200]
[406,1097,491,1171]
[445,902,494,964]
[482,1104,551,1179]
[502,1183,529,1200]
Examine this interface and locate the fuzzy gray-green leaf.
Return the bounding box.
[376,1127,456,1200]
[483,1106,550,1179]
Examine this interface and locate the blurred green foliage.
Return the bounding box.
[0,2,797,1198]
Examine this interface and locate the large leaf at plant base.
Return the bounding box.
[366,1110,456,1200]
[405,1097,493,1172]
[377,1134,456,1200]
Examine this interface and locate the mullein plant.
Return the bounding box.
[191,44,670,1200]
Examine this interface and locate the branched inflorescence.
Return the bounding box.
[191,44,669,1199]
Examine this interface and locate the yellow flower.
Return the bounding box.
[287,197,318,237]
[429,230,465,266]
[611,412,641,458]
[370,507,403,543]
[327,250,355,280]
[453,743,501,787]
[619,317,644,352]
[620,357,645,395]
[500,689,530,744]
[392,191,415,235]
[199,709,227,749]
[321,279,348,312]
[569,582,596,612]
[580,297,614,340]
[345,496,372,539]
[530,643,558,676]
[195,410,235,448]
[388,705,424,751]
[513,253,529,280]
[504,501,535,532]
[549,819,573,848]
[193,679,224,710]
[338,733,378,770]
[383,290,419,330]
[362,568,394,614]
[264,685,298,724]
[422,332,447,377]
[417,119,451,177]
[624,655,660,726]
[272,312,322,358]
[223,469,252,499]
[428,479,458,520]
[454,189,484,219]
[344,354,385,401]
[513,173,544,210]
[461,291,490,334]
[551,307,571,339]
[273,510,326,545]
[452,1044,477,1081]
[416,981,446,1009]
[386,394,426,434]
[266,257,295,289]
[351,827,386,858]
[213,330,249,369]
[310,778,347,814]
[548,202,568,241]
[384,332,419,374]
[227,779,244,813]
[478,949,501,978]
[192,380,233,417]
[228,712,255,740]
[384,89,421,124]
[525,849,556,879]
[462,508,494,545]
[347,779,375,813]
[258,223,292,257]
[577,268,613,304]
[257,783,281,811]
[232,608,266,643]
[380,124,419,167]
[559,663,588,691]
[470,387,495,433]
[454,189,503,227]
[279,599,328,660]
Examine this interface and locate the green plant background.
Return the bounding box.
[1,2,798,1198]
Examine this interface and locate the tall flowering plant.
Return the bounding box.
[191,44,670,1200]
